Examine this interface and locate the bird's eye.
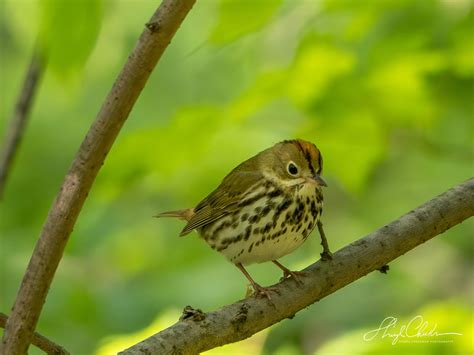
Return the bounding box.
[287,162,299,176]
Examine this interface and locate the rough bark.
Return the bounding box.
[0,313,69,354]
[0,50,43,199]
[121,178,474,355]
[1,1,196,353]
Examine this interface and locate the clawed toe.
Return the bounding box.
[272,260,306,286]
[238,263,279,302]
[321,250,333,261]
[281,270,307,285]
[252,284,280,302]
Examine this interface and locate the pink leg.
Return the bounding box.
[272,260,307,285]
[235,263,279,301]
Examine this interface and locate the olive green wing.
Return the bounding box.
[180,170,263,236]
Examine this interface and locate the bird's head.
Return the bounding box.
[261,139,327,188]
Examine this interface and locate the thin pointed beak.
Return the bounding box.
[312,175,327,187]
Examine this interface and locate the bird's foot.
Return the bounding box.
[280,269,307,285]
[238,263,279,303]
[272,260,306,286]
[320,250,333,261]
[250,283,280,303]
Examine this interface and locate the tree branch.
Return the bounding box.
[1,0,196,353]
[0,313,69,354]
[0,50,44,200]
[121,178,474,355]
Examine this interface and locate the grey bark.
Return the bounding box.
[0,313,69,354]
[121,178,474,355]
[1,1,196,353]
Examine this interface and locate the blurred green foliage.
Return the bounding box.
[211,0,284,43]
[39,0,103,79]
[1,0,473,354]
[316,302,473,354]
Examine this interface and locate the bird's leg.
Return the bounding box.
[272,260,306,285]
[318,220,333,260]
[235,263,279,301]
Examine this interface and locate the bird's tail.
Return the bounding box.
[154,208,194,222]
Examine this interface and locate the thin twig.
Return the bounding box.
[121,178,474,355]
[0,313,69,354]
[1,1,196,353]
[0,50,44,199]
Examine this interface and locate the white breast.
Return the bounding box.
[201,183,322,266]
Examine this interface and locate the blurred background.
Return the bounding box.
[1,0,473,354]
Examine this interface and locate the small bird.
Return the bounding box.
[156,139,331,299]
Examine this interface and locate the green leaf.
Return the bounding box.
[287,43,355,109]
[39,0,103,79]
[210,0,283,44]
[297,113,386,194]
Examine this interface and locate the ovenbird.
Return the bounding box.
[156,139,331,299]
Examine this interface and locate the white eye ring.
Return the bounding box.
[287,161,299,176]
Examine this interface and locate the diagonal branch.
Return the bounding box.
[1,0,196,353]
[0,313,69,354]
[0,50,44,200]
[121,178,474,355]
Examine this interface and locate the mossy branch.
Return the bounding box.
[0,313,69,354]
[1,1,196,353]
[121,178,474,355]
